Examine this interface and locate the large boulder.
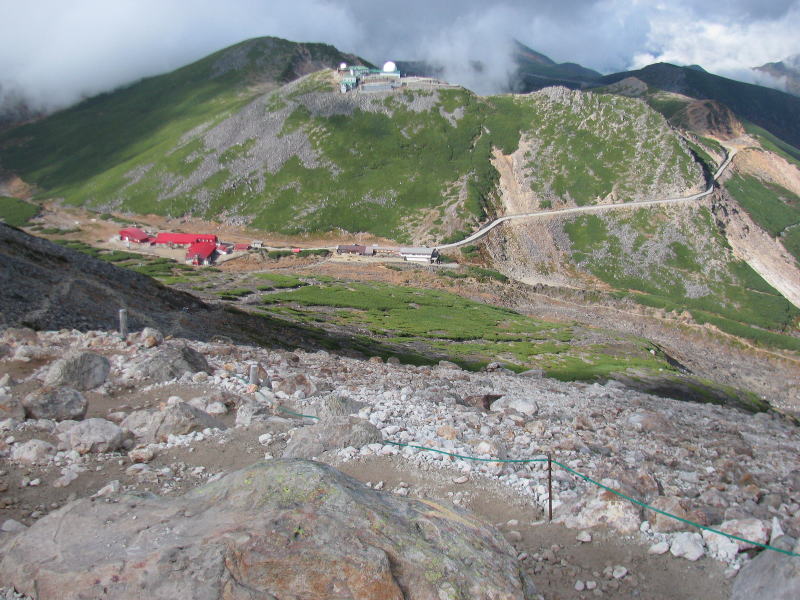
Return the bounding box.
[284,417,382,458]
[131,346,210,382]
[730,538,800,600]
[22,387,88,421]
[0,460,535,599]
[122,402,225,443]
[57,418,125,454]
[43,352,110,390]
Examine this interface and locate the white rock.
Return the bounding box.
[93,480,121,497]
[574,580,585,592]
[648,541,670,555]
[1,519,27,533]
[11,439,55,464]
[612,565,628,579]
[205,401,228,416]
[576,531,592,543]
[670,532,705,561]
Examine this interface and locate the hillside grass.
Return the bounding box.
[0,197,38,227]
[564,208,800,351]
[259,279,677,377]
[725,173,800,263]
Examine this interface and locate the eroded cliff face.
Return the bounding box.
[711,188,800,308]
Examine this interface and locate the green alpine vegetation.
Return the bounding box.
[0,37,702,243]
[561,205,800,351]
[725,173,800,263]
[0,196,38,227]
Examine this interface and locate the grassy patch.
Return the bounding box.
[260,280,677,378]
[564,207,800,351]
[725,173,800,262]
[0,197,38,227]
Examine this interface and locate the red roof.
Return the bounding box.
[119,228,150,243]
[185,242,217,260]
[153,232,218,245]
[233,243,251,250]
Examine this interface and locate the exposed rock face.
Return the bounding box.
[0,460,534,600]
[283,417,382,458]
[22,388,87,421]
[131,346,210,382]
[43,352,109,390]
[121,402,225,443]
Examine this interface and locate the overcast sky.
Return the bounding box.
[1,0,799,112]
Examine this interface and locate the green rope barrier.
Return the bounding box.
[384,441,548,464]
[268,399,799,557]
[551,460,800,558]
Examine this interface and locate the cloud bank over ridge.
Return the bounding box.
[1,0,799,113]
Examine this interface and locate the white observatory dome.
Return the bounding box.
[339,62,348,70]
[382,61,397,73]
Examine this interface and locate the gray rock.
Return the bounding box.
[273,373,317,398]
[316,395,366,420]
[10,439,55,464]
[22,388,87,421]
[460,394,503,411]
[234,399,272,427]
[57,418,125,454]
[0,460,533,600]
[0,343,10,359]
[0,395,25,420]
[284,416,382,458]
[0,519,27,533]
[131,346,210,382]
[122,402,225,443]
[43,352,109,391]
[730,539,800,600]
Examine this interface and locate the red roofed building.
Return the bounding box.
[153,232,218,247]
[233,243,251,251]
[185,242,217,265]
[118,228,151,243]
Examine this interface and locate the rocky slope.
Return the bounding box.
[1,326,798,598]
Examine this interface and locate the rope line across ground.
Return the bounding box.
[273,405,799,558]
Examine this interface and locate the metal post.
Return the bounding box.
[249,364,259,386]
[119,309,128,340]
[548,453,553,522]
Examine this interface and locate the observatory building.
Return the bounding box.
[337,61,401,93]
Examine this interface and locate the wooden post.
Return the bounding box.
[548,453,553,522]
[249,364,259,386]
[119,309,128,340]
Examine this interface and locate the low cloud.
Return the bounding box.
[1,0,799,116]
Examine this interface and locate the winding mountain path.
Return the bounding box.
[435,148,735,250]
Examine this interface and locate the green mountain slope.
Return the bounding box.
[596,63,800,149]
[0,36,368,198]
[0,41,702,244]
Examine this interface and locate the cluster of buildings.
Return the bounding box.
[118,228,252,266]
[337,61,402,93]
[336,244,440,264]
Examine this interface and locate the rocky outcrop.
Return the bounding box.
[43,352,109,390]
[283,417,382,458]
[0,460,534,600]
[121,402,225,443]
[22,387,87,421]
[129,346,210,382]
